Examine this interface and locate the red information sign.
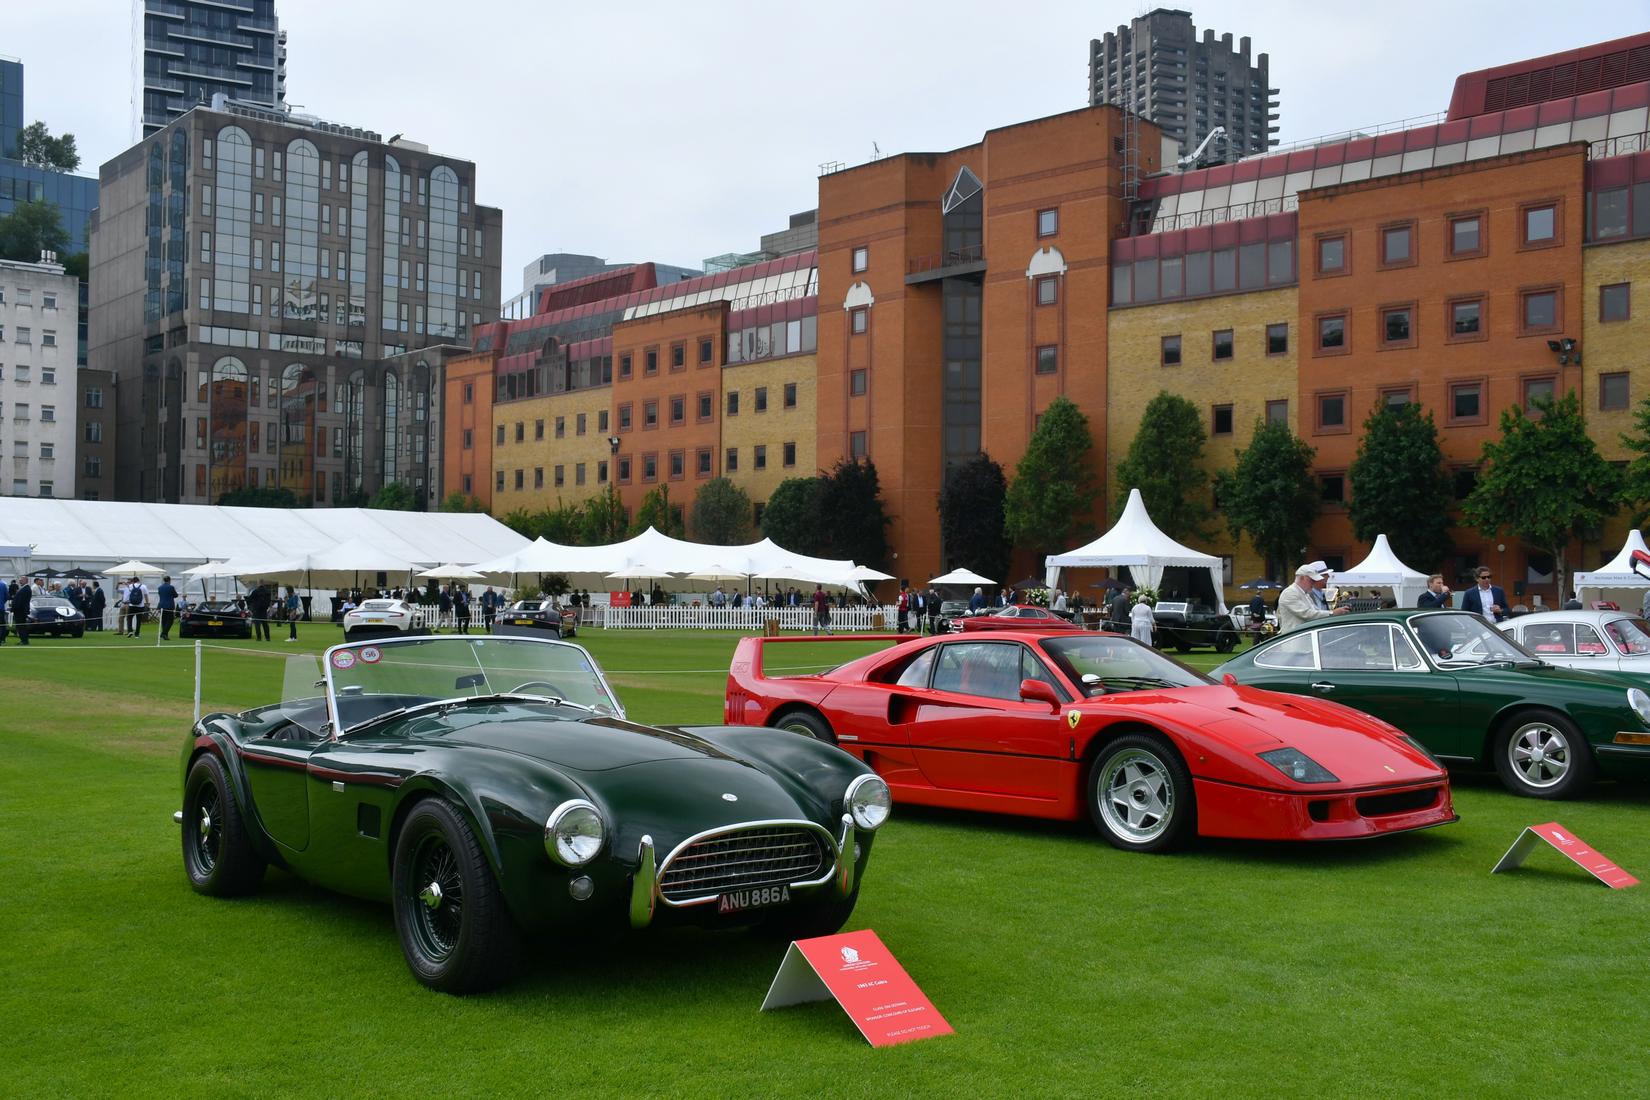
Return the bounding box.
[609,591,632,608]
[760,929,953,1047]
[1492,821,1639,888]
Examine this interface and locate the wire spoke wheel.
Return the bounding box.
[189,783,222,877]
[406,833,465,962]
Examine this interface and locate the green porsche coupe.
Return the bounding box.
[177,636,890,993]
[1215,610,1650,799]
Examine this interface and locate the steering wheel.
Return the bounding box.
[509,680,569,699]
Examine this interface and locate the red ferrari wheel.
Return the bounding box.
[1087,734,1195,853]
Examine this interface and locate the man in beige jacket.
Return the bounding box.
[1277,561,1350,633]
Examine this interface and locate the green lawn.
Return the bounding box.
[5,628,1649,1097]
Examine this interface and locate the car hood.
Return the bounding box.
[1450,660,1643,695]
[433,714,739,773]
[1077,683,1442,783]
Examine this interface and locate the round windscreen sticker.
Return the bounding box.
[331,650,357,670]
[360,646,382,664]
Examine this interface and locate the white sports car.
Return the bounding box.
[1498,609,1650,678]
[342,599,430,641]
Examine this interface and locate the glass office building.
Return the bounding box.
[137,0,287,139]
[0,56,99,257]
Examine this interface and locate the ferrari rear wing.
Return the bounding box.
[730,634,917,681]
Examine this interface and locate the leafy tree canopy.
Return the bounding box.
[0,200,68,264]
[1004,396,1098,558]
[630,486,684,538]
[368,482,417,511]
[1347,402,1455,572]
[818,458,890,569]
[1617,395,1650,527]
[14,121,80,171]
[1463,392,1619,600]
[217,485,301,508]
[689,477,754,545]
[937,453,1010,582]
[761,477,826,556]
[1112,391,1212,541]
[1214,420,1320,574]
[437,490,485,513]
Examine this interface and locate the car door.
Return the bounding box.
[239,737,317,851]
[905,640,1069,798]
[1308,622,1463,756]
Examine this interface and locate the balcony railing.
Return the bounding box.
[1149,195,1298,234]
[1591,131,1650,160]
[907,243,985,276]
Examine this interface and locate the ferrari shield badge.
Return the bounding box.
[1066,710,1080,730]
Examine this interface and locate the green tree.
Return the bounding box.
[580,492,626,545]
[437,490,485,513]
[0,200,68,263]
[501,508,541,539]
[217,485,301,508]
[538,502,587,544]
[369,482,417,510]
[62,252,88,282]
[937,453,1010,581]
[689,477,754,545]
[819,459,890,569]
[1004,396,1098,558]
[630,486,684,538]
[14,121,81,171]
[1617,396,1650,526]
[1214,420,1320,575]
[1111,391,1213,541]
[1463,393,1620,600]
[761,476,826,555]
[1346,402,1456,572]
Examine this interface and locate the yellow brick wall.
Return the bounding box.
[721,352,817,508]
[1105,287,1299,590]
[491,389,613,511]
[1581,238,1650,552]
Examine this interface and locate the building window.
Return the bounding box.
[620,353,632,379]
[463,383,473,404]
[1266,323,1289,355]
[851,246,869,273]
[1522,202,1557,246]
[850,307,867,334]
[644,400,658,428]
[1382,388,1413,411]
[1035,277,1058,306]
[1381,305,1415,347]
[1316,312,1348,353]
[726,391,740,416]
[850,369,868,395]
[670,396,685,425]
[1317,391,1348,432]
[1037,208,1059,237]
[699,337,713,364]
[1035,346,1058,374]
[1449,297,1484,340]
[644,454,658,482]
[1265,399,1288,426]
[1521,288,1559,334]
[783,442,796,467]
[753,445,767,469]
[783,382,797,408]
[1161,335,1181,366]
[618,457,631,483]
[598,460,608,483]
[1600,283,1631,323]
[1212,404,1234,435]
[618,403,633,430]
[514,470,524,490]
[462,428,473,450]
[1320,473,1346,505]
[1380,223,1414,267]
[1449,213,1484,258]
[1449,381,1485,424]
[726,447,739,472]
[1212,329,1234,360]
[514,422,524,442]
[1523,375,1557,413]
[576,413,587,436]
[645,348,658,375]
[599,410,609,432]
[850,431,867,459]
[1600,372,1631,411]
[1316,234,1346,275]
[696,448,712,476]
[670,342,685,369]
[697,393,713,421]
[755,387,768,412]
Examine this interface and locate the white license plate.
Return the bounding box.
[717,885,791,914]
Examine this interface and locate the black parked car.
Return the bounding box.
[26,596,86,638]
[179,600,253,639]
[496,598,577,639]
[1151,600,1241,653]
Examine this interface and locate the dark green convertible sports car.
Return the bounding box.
[177,636,890,993]
[1215,609,1650,799]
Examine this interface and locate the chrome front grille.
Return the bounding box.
[657,824,830,903]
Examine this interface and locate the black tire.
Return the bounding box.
[757,889,859,941]
[73,628,84,639]
[1215,629,1236,654]
[1493,710,1596,799]
[771,708,835,745]
[391,799,519,994]
[181,753,266,896]
[1086,733,1196,853]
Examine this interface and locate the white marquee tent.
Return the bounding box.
[1044,488,1226,611]
[1573,529,1650,602]
[1328,534,1430,607]
[469,528,868,590]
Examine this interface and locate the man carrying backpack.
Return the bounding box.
[126,577,149,637]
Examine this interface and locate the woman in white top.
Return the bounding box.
[1129,597,1156,646]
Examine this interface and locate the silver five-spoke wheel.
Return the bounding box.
[1086,733,1195,852]
[1508,721,1570,789]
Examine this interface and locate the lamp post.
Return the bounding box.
[1497,543,1506,587]
[607,436,622,543]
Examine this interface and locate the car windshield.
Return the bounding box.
[1411,612,1532,665]
[292,636,624,736]
[1605,617,1650,655]
[34,597,72,610]
[1041,635,1210,695]
[511,600,546,612]
[198,601,238,612]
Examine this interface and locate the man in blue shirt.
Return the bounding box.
[157,575,179,639]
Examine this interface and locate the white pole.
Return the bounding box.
[193,639,202,724]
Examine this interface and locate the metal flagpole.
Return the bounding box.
[193,639,202,724]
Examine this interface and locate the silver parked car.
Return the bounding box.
[1498,609,1650,677]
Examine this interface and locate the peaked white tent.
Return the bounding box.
[470,528,866,589]
[1044,488,1226,611]
[1329,534,1430,607]
[1573,529,1650,601]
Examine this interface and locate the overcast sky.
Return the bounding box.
[6,1,1633,289]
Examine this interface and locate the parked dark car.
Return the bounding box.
[1151,601,1241,653]
[177,636,887,993]
[26,596,85,638]
[496,598,577,639]
[178,600,253,639]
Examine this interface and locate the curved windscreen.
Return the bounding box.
[1411,612,1530,665]
[323,636,623,732]
[1041,635,1209,695]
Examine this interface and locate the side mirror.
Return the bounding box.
[1019,678,1061,711]
[1223,672,1238,687]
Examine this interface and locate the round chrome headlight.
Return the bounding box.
[544,799,605,867]
[1629,688,1650,728]
[845,774,891,831]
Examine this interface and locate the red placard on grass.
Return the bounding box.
[760,929,953,1047]
[1492,821,1639,888]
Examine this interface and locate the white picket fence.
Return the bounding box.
[602,605,900,631]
